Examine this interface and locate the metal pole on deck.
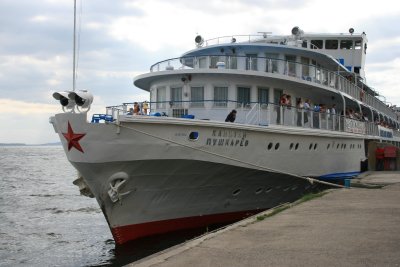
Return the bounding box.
[72,0,76,91]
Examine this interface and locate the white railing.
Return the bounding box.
[104,101,400,140]
[148,55,398,121]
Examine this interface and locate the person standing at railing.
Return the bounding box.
[277,94,287,124]
[225,110,237,122]
[142,101,149,115]
[331,104,337,129]
[296,98,303,126]
[133,102,140,115]
[304,99,310,125]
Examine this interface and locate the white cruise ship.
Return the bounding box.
[50,27,400,245]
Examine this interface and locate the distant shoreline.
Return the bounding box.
[0,142,61,147]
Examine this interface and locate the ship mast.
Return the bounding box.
[72,0,77,92]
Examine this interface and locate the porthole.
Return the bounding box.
[255,188,263,194]
[267,142,273,150]
[289,143,294,150]
[265,187,272,193]
[275,143,280,150]
[232,189,241,196]
[283,186,290,192]
[295,143,299,150]
[188,131,199,141]
[314,143,317,150]
[309,143,313,150]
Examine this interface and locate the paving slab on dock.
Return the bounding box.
[130,172,400,267]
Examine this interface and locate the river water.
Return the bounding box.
[0,146,206,266]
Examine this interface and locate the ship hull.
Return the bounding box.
[51,113,361,244]
[72,159,323,244]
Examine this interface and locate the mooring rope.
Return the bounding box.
[115,121,346,189]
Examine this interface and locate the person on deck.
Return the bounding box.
[225,110,237,122]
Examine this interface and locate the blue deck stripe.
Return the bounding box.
[318,171,360,180]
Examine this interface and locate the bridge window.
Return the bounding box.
[355,40,362,50]
[340,40,353,49]
[246,54,258,70]
[285,55,296,76]
[301,57,309,77]
[325,40,338,49]
[265,53,279,73]
[198,57,207,68]
[311,40,323,49]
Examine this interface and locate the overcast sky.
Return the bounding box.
[1,0,400,144]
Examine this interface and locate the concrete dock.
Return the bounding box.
[130,171,400,267]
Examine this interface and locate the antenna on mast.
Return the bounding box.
[72,0,77,92]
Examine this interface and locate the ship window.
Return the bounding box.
[258,87,269,105]
[227,56,237,69]
[171,87,183,107]
[302,40,308,48]
[189,132,199,141]
[314,143,317,150]
[265,187,272,193]
[267,142,273,150]
[309,143,313,150]
[325,40,338,49]
[355,40,362,50]
[337,144,340,149]
[190,86,204,107]
[289,143,294,150]
[327,144,330,149]
[285,55,296,76]
[232,189,241,196]
[255,188,263,194]
[310,40,323,49]
[340,40,353,49]
[246,54,258,70]
[265,53,279,73]
[275,143,280,150]
[198,57,207,68]
[295,143,299,150]
[214,86,228,107]
[354,67,361,74]
[301,57,309,77]
[156,87,166,109]
[237,87,251,106]
[210,56,219,68]
[283,186,290,192]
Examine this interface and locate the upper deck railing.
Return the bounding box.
[149,55,398,121]
[104,100,400,142]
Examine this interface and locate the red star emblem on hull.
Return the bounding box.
[62,121,86,153]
